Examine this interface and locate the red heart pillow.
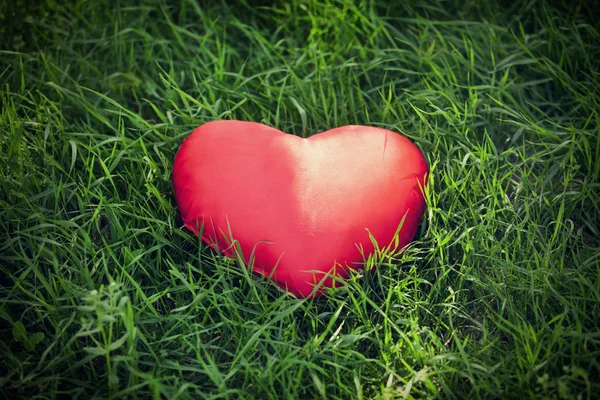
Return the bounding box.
[172,120,428,297]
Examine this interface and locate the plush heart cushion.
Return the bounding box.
[172,120,428,297]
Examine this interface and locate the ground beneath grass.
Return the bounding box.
[1,0,599,398]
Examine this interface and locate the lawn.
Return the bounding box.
[1,0,599,398]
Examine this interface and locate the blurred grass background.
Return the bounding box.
[1,0,599,398]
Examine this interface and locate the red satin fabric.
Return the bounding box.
[172,120,428,297]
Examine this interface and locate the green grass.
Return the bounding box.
[1,0,599,398]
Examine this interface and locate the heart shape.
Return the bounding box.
[172,120,428,297]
